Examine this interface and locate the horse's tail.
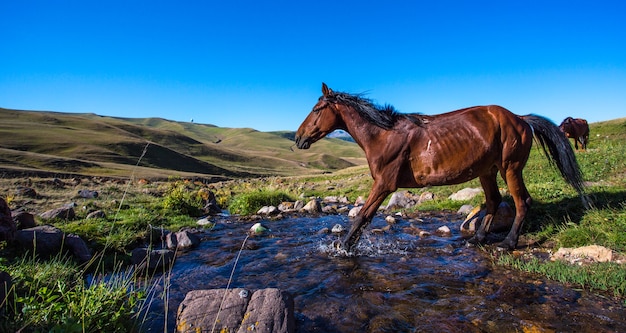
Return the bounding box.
[522,115,593,208]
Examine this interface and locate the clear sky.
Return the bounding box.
[1,1,625,132]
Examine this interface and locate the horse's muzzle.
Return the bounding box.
[295,135,311,149]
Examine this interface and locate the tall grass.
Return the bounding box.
[0,254,147,332]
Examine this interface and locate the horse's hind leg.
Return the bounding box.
[468,167,501,245]
[499,168,532,250]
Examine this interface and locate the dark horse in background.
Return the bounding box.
[296,83,590,252]
[559,117,590,150]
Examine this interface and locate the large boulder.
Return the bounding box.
[176,288,295,333]
[0,197,16,242]
[242,288,295,333]
[15,225,63,258]
[15,225,92,263]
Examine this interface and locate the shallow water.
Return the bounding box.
[142,213,626,333]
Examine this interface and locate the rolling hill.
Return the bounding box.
[0,108,366,180]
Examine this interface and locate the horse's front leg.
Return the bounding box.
[342,182,392,253]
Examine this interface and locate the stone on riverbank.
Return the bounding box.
[449,187,482,201]
[250,222,269,234]
[460,202,515,234]
[176,288,295,333]
[166,229,201,250]
[550,245,625,264]
[131,247,175,273]
[301,199,322,214]
[15,225,92,263]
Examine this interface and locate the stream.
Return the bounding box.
[141,212,626,333]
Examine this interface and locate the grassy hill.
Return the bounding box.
[0,108,366,180]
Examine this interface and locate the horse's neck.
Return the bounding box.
[339,106,385,154]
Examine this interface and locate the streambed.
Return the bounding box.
[142,213,626,332]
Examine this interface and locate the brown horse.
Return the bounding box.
[559,117,590,150]
[296,83,589,252]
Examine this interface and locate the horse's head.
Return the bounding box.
[295,83,344,149]
[559,117,574,137]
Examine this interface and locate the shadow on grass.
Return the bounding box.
[528,190,626,230]
[478,189,626,247]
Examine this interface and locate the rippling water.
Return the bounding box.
[141,213,626,333]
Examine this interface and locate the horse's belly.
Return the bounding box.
[410,152,495,187]
[412,169,480,187]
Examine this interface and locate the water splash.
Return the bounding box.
[318,234,411,257]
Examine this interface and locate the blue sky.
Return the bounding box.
[1,1,625,131]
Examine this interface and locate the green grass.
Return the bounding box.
[556,204,626,252]
[496,254,626,298]
[0,254,146,332]
[228,189,294,215]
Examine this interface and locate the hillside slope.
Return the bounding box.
[0,108,366,179]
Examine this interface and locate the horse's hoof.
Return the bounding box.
[333,239,357,255]
[496,240,516,251]
[466,235,483,245]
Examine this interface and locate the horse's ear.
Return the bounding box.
[322,82,333,97]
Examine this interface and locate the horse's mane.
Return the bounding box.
[331,91,422,129]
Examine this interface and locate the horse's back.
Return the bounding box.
[576,118,590,136]
[405,105,532,186]
[425,105,530,139]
